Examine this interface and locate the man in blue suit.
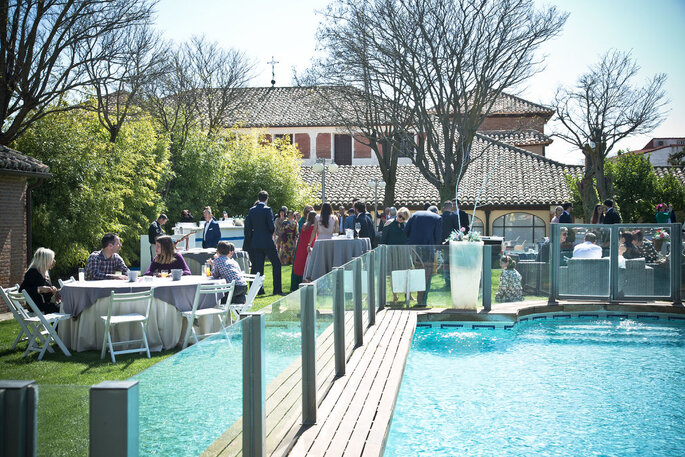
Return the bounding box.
[244,191,283,295]
[559,202,573,223]
[405,206,442,306]
[354,201,377,248]
[202,206,221,249]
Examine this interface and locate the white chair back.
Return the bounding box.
[181,281,236,349]
[58,276,76,288]
[100,289,154,363]
[19,290,71,359]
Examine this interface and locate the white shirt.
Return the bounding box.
[573,241,602,259]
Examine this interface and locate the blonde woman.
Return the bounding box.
[550,206,563,223]
[20,247,59,313]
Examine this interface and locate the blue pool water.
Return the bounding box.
[132,321,328,457]
[384,318,685,456]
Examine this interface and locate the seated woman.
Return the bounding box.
[20,247,60,314]
[495,255,523,303]
[632,230,659,262]
[144,236,191,276]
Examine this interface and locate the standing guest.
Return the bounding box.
[377,207,391,233]
[344,208,356,230]
[632,230,659,262]
[537,227,568,263]
[20,248,59,313]
[244,190,283,295]
[202,206,221,248]
[293,211,318,288]
[603,199,622,224]
[590,204,604,224]
[668,203,677,223]
[495,256,523,303]
[551,206,563,223]
[278,210,299,265]
[180,209,194,222]
[298,205,314,230]
[274,206,288,253]
[354,201,377,247]
[381,207,413,304]
[148,214,167,257]
[405,206,442,306]
[210,241,249,304]
[383,207,398,229]
[655,203,670,223]
[144,236,191,276]
[453,200,470,234]
[559,203,573,223]
[573,232,602,259]
[86,233,129,280]
[338,206,347,233]
[440,201,469,244]
[315,202,338,241]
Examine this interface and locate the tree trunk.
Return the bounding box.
[438,180,457,206]
[382,172,396,207]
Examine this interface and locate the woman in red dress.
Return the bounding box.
[292,211,317,290]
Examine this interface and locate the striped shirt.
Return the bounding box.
[85,250,129,280]
[212,256,247,286]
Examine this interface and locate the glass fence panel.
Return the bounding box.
[681,242,685,299]
[375,246,383,309]
[343,262,356,358]
[37,384,90,457]
[360,254,370,328]
[313,270,336,391]
[135,318,244,457]
[617,226,671,298]
[262,291,304,448]
[557,225,612,298]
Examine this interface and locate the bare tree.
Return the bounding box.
[0,0,155,145]
[83,23,168,142]
[554,50,668,220]
[314,0,567,202]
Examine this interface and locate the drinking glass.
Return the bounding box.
[78,268,85,282]
[355,222,361,237]
[160,270,169,278]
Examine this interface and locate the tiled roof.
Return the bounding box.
[300,135,583,207]
[227,86,363,128]
[0,145,50,175]
[479,129,553,146]
[488,93,554,117]
[654,166,685,185]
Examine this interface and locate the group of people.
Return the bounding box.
[551,199,623,225]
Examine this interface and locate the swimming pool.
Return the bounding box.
[384,316,685,456]
[132,321,328,457]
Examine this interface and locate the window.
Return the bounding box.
[471,216,484,234]
[492,212,546,247]
[657,140,664,146]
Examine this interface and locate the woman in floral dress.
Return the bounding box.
[278,210,299,265]
[495,255,523,303]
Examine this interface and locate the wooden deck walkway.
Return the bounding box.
[202,308,415,457]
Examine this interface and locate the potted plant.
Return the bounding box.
[652,228,670,252]
[448,228,484,309]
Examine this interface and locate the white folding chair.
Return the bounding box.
[100,289,153,363]
[182,281,236,349]
[9,290,71,360]
[229,273,263,323]
[57,276,75,288]
[391,269,427,307]
[1,285,30,350]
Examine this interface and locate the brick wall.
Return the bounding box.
[480,115,546,132]
[0,174,27,311]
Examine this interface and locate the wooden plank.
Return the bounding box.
[288,310,402,456]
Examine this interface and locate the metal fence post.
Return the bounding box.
[671,223,682,305]
[378,245,387,310]
[333,267,346,377]
[242,313,265,457]
[0,380,36,457]
[90,380,139,457]
[353,258,363,347]
[367,251,376,326]
[548,223,559,304]
[300,283,317,425]
[482,245,492,311]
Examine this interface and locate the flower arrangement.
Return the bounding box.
[447,227,482,242]
[653,229,670,240]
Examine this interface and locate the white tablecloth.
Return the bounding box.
[303,237,372,281]
[59,276,223,352]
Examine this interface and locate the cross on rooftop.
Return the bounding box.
[268,56,279,87]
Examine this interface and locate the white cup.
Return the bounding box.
[171,269,183,281]
[128,270,138,282]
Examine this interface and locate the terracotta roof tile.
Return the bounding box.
[479,129,553,146]
[0,145,50,175]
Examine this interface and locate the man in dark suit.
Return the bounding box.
[354,201,377,248]
[148,214,167,257]
[405,206,442,306]
[559,202,573,223]
[244,191,282,295]
[202,206,221,249]
[441,201,470,244]
[603,199,622,224]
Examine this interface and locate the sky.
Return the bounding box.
[155,0,685,164]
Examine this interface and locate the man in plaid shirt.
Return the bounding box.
[211,241,248,304]
[85,233,129,280]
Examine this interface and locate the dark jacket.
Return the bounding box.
[405,210,442,245]
[441,210,470,243]
[381,220,407,245]
[559,211,572,223]
[355,212,377,248]
[148,220,164,244]
[244,202,276,250]
[202,218,221,248]
[19,268,55,314]
[603,207,622,224]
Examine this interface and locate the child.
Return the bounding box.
[211,241,248,304]
[495,255,523,303]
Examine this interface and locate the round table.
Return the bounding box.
[59,276,225,352]
[303,237,372,281]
